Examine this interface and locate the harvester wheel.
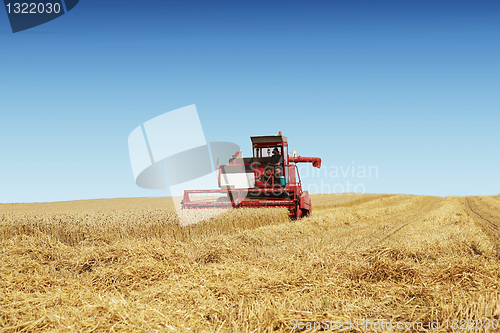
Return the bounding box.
[296,205,303,219]
[293,207,309,220]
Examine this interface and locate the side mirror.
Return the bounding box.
[292,150,298,158]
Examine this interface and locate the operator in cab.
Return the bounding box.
[270,148,282,166]
[270,148,284,184]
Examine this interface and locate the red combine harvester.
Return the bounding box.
[181,133,321,219]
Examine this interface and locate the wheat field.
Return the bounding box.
[1,194,499,332]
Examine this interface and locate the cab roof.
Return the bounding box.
[250,135,287,144]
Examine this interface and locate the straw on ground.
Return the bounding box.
[1,194,499,332]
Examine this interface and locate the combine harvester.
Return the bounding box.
[181,132,321,219]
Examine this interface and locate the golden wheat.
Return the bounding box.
[1,194,499,332]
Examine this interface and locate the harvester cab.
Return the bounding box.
[251,135,287,188]
[181,132,321,219]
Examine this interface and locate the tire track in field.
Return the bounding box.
[319,195,445,248]
[465,196,500,255]
[379,196,445,243]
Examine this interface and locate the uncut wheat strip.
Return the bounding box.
[1,206,289,245]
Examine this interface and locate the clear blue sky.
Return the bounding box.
[1,0,499,203]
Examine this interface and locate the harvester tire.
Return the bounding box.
[296,207,302,220]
